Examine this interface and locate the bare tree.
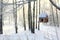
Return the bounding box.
[50,1,59,40]
[0,0,3,34]
[36,0,38,29]
[13,0,18,33]
[56,7,59,27]
[49,0,60,10]
[50,0,60,26]
[28,0,32,30]
[55,0,59,27]
[50,2,55,26]
[23,0,26,30]
[38,0,40,30]
[31,0,35,33]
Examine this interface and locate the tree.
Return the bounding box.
[0,0,3,34]
[13,0,18,33]
[50,0,59,26]
[49,0,60,10]
[36,0,38,29]
[32,0,35,33]
[50,2,55,26]
[23,0,26,30]
[28,0,32,30]
[38,0,40,30]
[55,0,59,27]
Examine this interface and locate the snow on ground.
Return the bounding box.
[0,22,60,40]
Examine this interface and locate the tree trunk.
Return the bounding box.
[31,0,35,33]
[36,0,38,29]
[13,0,18,33]
[0,0,3,34]
[55,0,59,27]
[38,0,40,30]
[50,3,55,26]
[28,0,32,30]
[23,0,26,30]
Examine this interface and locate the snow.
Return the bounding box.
[0,23,60,40]
[39,12,48,18]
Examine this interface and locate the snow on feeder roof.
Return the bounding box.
[39,13,48,18]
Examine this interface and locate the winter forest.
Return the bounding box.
[0,0,60,40]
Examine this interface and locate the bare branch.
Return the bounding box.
[49,0,60,10]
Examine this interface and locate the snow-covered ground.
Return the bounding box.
[1,0,60,40]
[0,23,60,40]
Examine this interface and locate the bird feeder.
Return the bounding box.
[39,13,48,23]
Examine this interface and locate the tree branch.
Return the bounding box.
[49,0,60,10]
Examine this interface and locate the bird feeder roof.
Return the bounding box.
[39,12,48,18]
